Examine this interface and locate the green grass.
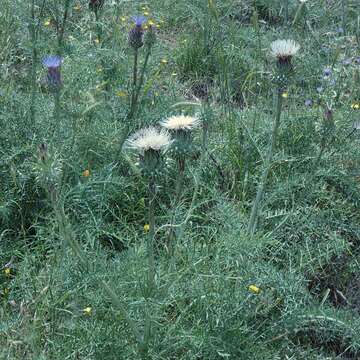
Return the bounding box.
[1,0,360,358]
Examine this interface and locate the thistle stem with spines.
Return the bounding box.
[247,88,283,236]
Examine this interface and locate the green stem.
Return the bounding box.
[29,0,37,133]
[341,0,348,36]
[284,0,289,25]
[247,89,283,236]
[147,175,156,293]
[127,46,151,121]
[51,91,61,138]
[57,0,72,55]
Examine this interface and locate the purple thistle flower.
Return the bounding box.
[42,55,63,89]
[42,55,63,68]
[132,15,146,27]
[305,99,312,107]
[128,16,147,49]
[316,86,323,93]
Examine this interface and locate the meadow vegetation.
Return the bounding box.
[1,0,360,358]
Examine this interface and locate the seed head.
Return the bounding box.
[126,127,172,154]
[270,39,300,66]
[160,115,200,131]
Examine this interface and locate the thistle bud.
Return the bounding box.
[128,16,146,50]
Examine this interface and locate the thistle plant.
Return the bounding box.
[247,39,300,236]
[42,55,63,136]
[160,115,201,200]
[126,127,172,290]
[126,127,171,357]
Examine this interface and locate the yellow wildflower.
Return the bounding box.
[74,4,81,11]
[83,307,92,315]
[82,169,90,177]
[144,224,150,232]
[4,268,11,276]
[155,24,161,29]
[44,19,51,27]
[160,59,168,65]
[3,288,9,295]
[148,20,155,26]
[143,11,150,16]
[116,90,127,98]
[120,16,127,22]
[282,92,288,99]
[351,103,360,110]
[94,38,100,44]
[248,285,261,294]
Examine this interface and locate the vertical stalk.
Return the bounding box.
[175,157,185,201]
[247,89,283,236]
[147,175,156,292]
[29,0,37,133]
[284,0,289,25]
[341,0,348,36]
[51,90,61,137]
[57,0,72,55]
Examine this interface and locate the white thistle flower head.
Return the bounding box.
[270,39,300,64]
[126,127,172,154]
[160,115,201,131]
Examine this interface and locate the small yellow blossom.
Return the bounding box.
[83,307,92,315]
[68,35,75,41]
[82,169,90,177]
[143,25,149,30]
[144,224,150,232]
[74,4,81,11]
[3,288,9,295]
[155,24,161,29]
[351,103,360,110]
[4,268,11,276]
[96,67,103,73]
[143,11,150,16]
[94,38,100,44]
[282,92,288,99]
[171,72,178,77]
[116,90,127,98]
[120,16,127,22]
[148,20,155,26]
[44,19,51,27]
[248,285,261,294]
[141,6,148,11]
[160,59,168,65]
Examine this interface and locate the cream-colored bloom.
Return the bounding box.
[126,127,172,153]
[160,115,200,131]
[270,39,300,59]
